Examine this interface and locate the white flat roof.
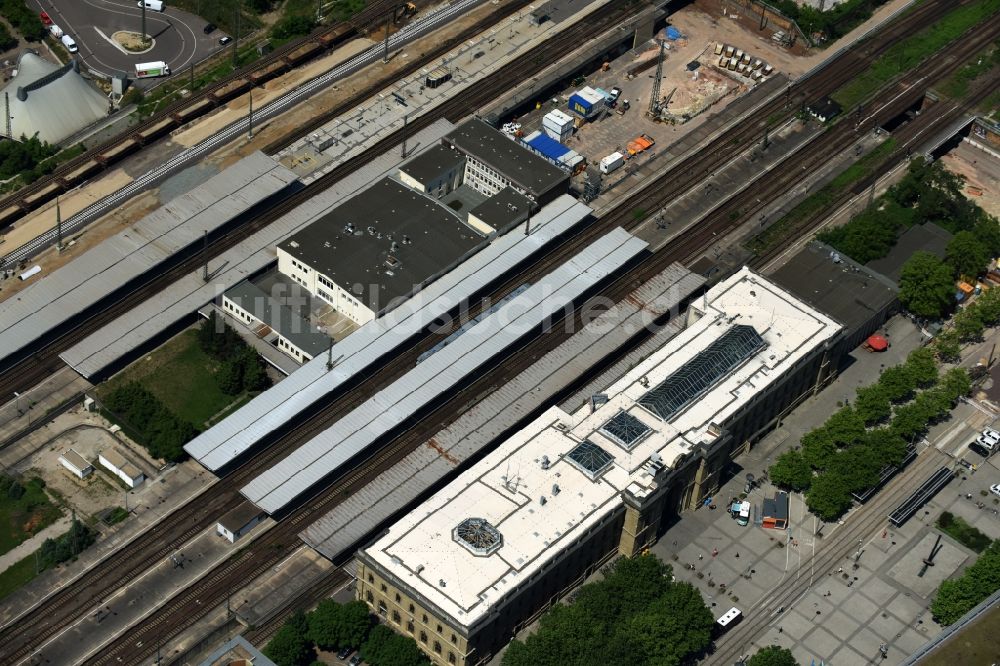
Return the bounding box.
[362,268,841,629]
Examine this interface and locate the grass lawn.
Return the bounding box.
[0,478,63,557]
[833,0,1000,109]
[0,554,38,601]
[923,603,1000,665]
[937,512,993,552]
[99,329,245,429]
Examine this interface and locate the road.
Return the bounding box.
[27,0,220,81]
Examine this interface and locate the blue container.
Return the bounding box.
[666,26,682,40]
[525,134,570,161]
[568,93,596,118]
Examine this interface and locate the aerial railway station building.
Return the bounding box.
[355,268,841,666]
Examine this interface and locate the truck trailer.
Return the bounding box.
[135,61,170,78]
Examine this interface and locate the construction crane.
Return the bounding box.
[647,39,665,118]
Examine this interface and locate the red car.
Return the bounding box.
[39,11,52,26]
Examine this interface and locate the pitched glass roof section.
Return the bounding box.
[566,439,615,480]
[639,324,766,421]
[453,518,503,556]
[599,410,651,451]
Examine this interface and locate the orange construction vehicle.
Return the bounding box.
[626,134,655,157]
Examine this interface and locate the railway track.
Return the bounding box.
[0,0,625,397]
[706,447,953,665]
[78,5,1000,662]
[0,0,472,229]
[0,4,642,663]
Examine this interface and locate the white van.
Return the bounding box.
[61,34,78,53]
[137,0,165,11]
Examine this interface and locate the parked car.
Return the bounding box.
[991,483,1000,498]
[336,647,353,660]
[982,427,1000,443]
[218,35,232,46]
[49,24,64,38]
[39,11,52,26]
[61,34,78,53]
[348,655,363,666]
[203,23,216,34]
[609,86,622,100]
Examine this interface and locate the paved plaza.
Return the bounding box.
[652,315,1000,664]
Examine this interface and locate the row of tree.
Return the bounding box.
[197,313,271,395]
[931,539,1000,625]
[103,382,195,463]
[770,0,887,42]
[818,159,1000,295]
[265,600,428,666]
[0,0,45,42]
[502,555,714,666]
[37,518,95,570]
[770,349,970,520]
[0,136,62,182]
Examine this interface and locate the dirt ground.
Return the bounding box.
[13,406,161,519]
[939,140,1000,219]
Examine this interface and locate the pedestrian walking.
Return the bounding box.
[735,552,740,559]
[712,548,718,557]
[699,554,704,560]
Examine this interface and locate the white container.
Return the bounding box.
[542,109,575,140]
[599,152,624,174]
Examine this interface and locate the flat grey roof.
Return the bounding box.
[218,500,265,532]
[470,187,533,232]
[278,177,484,313]
[444,119,568,199]
[60,121,456,381]
[399,143,465,184]
[225,279,328,357]
[185,194,593,472]
[60,449,92,471]
[2,152,297,367]
[770,241,898,334]
[865,222,952,283]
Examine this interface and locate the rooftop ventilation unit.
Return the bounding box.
[344,222,355,234]
[439,579,447,587]
[539,496,547,505]
[552,484,561,495]
[540,455,550,470]
[415,564,424,574]
[367,226,376,235]
[385,255,400,269]
[402,235,412,245]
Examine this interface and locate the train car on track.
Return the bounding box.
[283,41,324,67]
[0,204,23,228]
[171,97,216,124]
[209,77,254,104]
[59,159,103,187]
[317,24,353,48]
[249,60,289,86]
[21,182,64,209]
[96,137,142,165]
[135,117,179,144]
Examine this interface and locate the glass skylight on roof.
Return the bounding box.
[566,439,615,480]
[453,518,503,556]
[639,324,766,421]
[599,410,651,451]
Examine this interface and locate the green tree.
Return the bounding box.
[932,540,1000,625]
[953,308,985,343]
[948,231,990,278]
[241,348,272,392]
[806,473,853,521]
[823,406,865,447]
[940,367,971,400]
[272,14,316,40]
[748,645,798,666]
[770,450,813,491]
[307,600,370,650]
[264,621,312,666]
[973,216,1000,255]
[361,625,429,666]
[933,331,961,363]
[854,385,891,425]
[905,348,939,388]
[898,251,955,319]
[217,359,244,395]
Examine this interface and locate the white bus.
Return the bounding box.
[714,607,743,637]
[135,61,170,78]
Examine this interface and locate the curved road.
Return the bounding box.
[27,0,220,79]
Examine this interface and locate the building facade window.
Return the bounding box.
[395,593,401,603]
[378,600,387,617]
[451,634,457,645]
[422,614,428,623]
[406,621,414,633]
[392,610,400,624]
[409,603,415,613]
[420,631,427,644]
[434,641,442,654]
[367,574,374,583]
[366,591,374,603]
[380,583,387,593]
[448,653,456,664]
